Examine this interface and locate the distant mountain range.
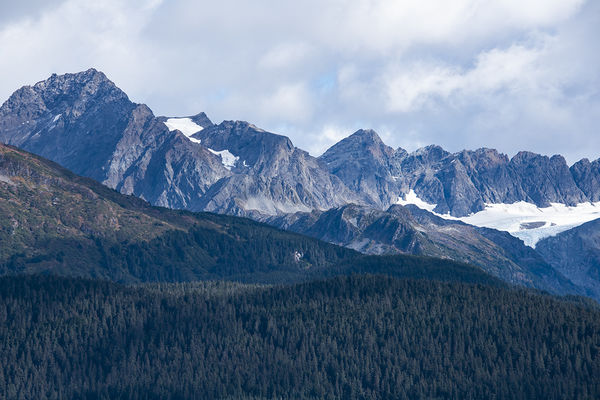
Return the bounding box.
[3,69,600,219]
[1,69,600,299]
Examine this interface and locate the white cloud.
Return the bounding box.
[258,42,313,70]
[258,82,313,123]
[0,0,162,100]
[311,0,584,52]
[0,0,598,163]
[385,41,548,112]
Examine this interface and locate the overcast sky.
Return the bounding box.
[0,0,599,163]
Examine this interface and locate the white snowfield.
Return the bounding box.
[163,118,242,170]
[163,118,203,140]
[207,148,239,170]
[397,190,437,212]
[398,190,600,248]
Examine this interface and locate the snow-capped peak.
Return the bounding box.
[164,118,203,139]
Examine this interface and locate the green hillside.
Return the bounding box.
[0,143,356,282]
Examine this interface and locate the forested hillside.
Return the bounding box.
[1,274,598,399]
[0,143,355,283]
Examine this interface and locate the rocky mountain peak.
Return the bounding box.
[1,68,131,135]
[34,68,107,87]
[33,68,127,106]
[348,128,384,144]
[509,151,586,206]
[318,130,400,208]
[192,120,295,170]
[549,154,568,166]
[411,145,449,161]
[456,148,509,165]
[190,112,213,128]
[511,150,544,164]
[321,129,393,159]
[571,158,600,201]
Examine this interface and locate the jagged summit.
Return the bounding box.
[323,129,389,152]
[192,120,296,169]
[0,70,358,217]
[322,129,394,159]
[190,112,213,128]
[318,129,398,207]
[34,68,108,85]
[346,128,384,144]
[409,144,450,161]
[0,69,230,210]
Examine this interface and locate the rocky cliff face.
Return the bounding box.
[319,129,400,207]
[536,219,600,300]
[570,158,600,202]
[191,121,358,215]
[0,69,137,182]
[0,69,231,211]
[509,152,586,206]
[320,131,598,216]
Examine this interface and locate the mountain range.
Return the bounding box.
[1,69,600,299]
[4,69,600,218]
[4,140,513,289]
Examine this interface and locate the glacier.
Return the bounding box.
[398,190,600,247]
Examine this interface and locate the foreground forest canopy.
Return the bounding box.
[1,274,598,399]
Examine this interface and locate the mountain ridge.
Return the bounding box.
[2,69,600,220]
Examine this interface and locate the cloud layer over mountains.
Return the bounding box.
[0,0,598,162]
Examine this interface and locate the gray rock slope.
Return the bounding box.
[191,121,358,216]
[0,69,230,211]
[536,218,600,300]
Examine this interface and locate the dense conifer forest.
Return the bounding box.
[1,274,598,399]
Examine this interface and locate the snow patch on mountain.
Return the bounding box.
[397,190,437,212]
[164,118,204,138]
[207,148,239,170]
[458,201,600,247]
[398,191,600,248]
